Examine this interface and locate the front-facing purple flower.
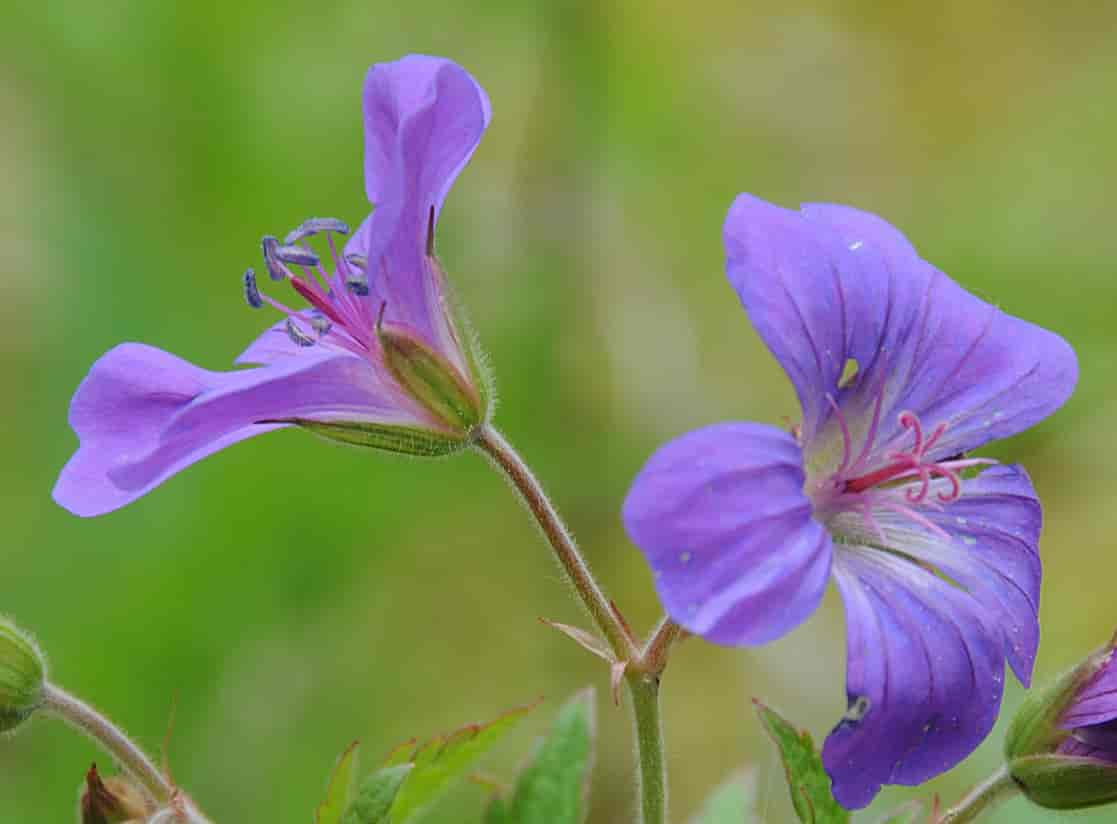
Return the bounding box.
[54,56,492,517]
[623,195,1077,807]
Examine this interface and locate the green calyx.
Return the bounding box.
[377,317,484,435]
[289,419,473,457]
[1005,646,1112,760]
[0,617,46,733]
[1010,754,1117,811]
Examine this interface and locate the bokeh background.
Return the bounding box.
[2,1,1115,821]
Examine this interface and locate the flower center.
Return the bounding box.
[811,397,994,544]
[241,217,375,358]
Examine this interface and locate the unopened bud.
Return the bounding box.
[0,616,46,733]
[1007,637,1117,811]
[79,763,152,823]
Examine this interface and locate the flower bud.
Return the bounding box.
[79,763,152,823]
[1006,638,1117,811]
[0,616,46,733]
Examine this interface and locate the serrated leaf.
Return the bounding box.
[389,700,538,822]
[341,764,413,824]
[316,741,360,824]
[689,769,757,824]
[502,687,596,824]
[754,701,849,824]
[873,800,923,824]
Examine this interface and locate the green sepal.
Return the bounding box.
[316,741,360,824]
[754,700,850,824]
[339,764,413,824]
[496,688,596,824]
[378,317,483,433]
[280,418,470,457]
[0,616,45,733]
[1006,647,1112,759]
[1010,753,1117,810]
[689,769,757,824]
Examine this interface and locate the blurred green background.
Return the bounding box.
[2,1,1115,821]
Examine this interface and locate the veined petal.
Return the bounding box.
[622,423,833,646]
[723,195,1077,459]
[355,55,490,354]
[853,464,1041,684]
[53,343,429,517]
[822,548,1004,809]
[1063,653,1117,729]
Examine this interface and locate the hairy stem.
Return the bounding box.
[474,425,637,660]
[937,766,1019,823]
[41,681,173,803]
[628,673,667,824]
[475,424,668,823]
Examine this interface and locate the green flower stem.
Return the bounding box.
[628,672,668,824]
[937,766,1020,824]
[41,681,173,804]
[474,425,637,661]
[475,424,667,823]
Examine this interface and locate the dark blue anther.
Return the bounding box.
[284,217,351,245]
[243,268,263,309]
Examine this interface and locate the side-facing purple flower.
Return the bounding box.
[54,56,492,517]
[623,194,1077,807]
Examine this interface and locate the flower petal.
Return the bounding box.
[822,548,1004,809]
[356,55,490,350]
[723,195,1077,458]
[1063,652,1117,729]
[53,343,425,517]
[622,422,833,646]
[863,464,1041,684]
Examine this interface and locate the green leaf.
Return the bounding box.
[341,764,413,824]
[754,701,849,824]
[389,700,538,822]
[689,769,757,824]
[316,741,360,824]
[501,687,597,824]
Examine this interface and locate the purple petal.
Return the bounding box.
[723,195,1077,458]
[822,549,1004,809]
[1063,651,1117,729]
[1057,726,1117,763]
[54,343,425,517]
[622,423,833,646]
[356,55,490,350]
[868,464,1041,684]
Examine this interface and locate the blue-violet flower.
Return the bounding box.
[54,56,492,517]
[622,194,1077,807]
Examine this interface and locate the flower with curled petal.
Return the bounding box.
[622,194,1077,808]
[54,55,492,517]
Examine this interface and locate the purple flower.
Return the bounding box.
[1058,649,1117,763]
[54,56,492,517]
[622,194,1077,807]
